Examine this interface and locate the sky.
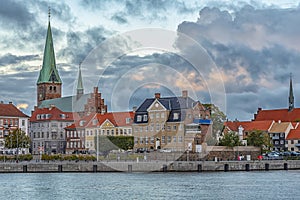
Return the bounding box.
[1,0,300,121]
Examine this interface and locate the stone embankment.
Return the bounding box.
[0,160,299,173]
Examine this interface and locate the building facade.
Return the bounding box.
[29,106,74,154]
[0,102,29,152]
[65,112,134,154]
[132,91,211,152]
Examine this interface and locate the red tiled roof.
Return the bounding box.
[254,108,300,122]
[66,111,134,129]
[224,120,274,132]
[286,128,300,140]
[0,103,28,117]
[30,106,74,122]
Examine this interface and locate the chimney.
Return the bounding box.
[0,101,3,104]
[182,90,188,98]
[155,93,160,99]
[94,87,98,94]
[9,101,12,104]
[132,106,137,112]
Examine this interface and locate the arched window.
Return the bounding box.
[53,86,56,91]
[49,86,52,91]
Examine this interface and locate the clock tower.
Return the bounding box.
[37,8,62,106]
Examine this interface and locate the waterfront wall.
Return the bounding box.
[0,160,299,173]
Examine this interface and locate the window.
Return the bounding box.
[178,136,183,143]
[280,133,284,137]
[162,136,165,143]
[156,124,160,132]
[173,125,177,131]
[167,136,171,143]
[107,130,110,135]
[173,113,179,120]
[140,137,144,144]
[167,126,171,131]
[280,140,284,145]
[173,136,177,143]
[150,124,154,131]
[145,137,148,144]
[143,115,148,121]
[275,141,279,145]
[137,115,142,122]
[156,113,160,118]
[111,130,114,135]
[291,140,294,144]
[134,137,138,144]
[126,118,131,124]
[150,137,154,144]
[92,119,97,125]
[150,113,154,119]
[161,112,165,118]
[145,126,148,132]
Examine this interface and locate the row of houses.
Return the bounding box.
[0,90,212,155]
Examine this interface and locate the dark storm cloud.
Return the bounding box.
[0,53,39,66]
[81,0,197,22]
[0,0,35,28]
[57,26,111,64]
[111,14,128,24]
[176,5,300,120]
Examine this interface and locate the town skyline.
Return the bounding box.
[1,0,300,121]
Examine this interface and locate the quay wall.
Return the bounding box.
[0,160,299,173]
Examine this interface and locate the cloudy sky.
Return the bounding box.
[1,0,300,121]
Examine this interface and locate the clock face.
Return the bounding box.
[155,103,159,108]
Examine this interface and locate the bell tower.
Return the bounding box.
[37,8,62,106]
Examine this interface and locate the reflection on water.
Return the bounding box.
[0,171,299,199]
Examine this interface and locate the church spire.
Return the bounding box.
[37,8,62,106]
[77,62,84,96]
[37,7,61,84]
[289,73,294,111]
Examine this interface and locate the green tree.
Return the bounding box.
[94,136,134,153]
[203,104,227,145]
[247,130,272,153]
[4,129,31,149]
[219,131,241,147]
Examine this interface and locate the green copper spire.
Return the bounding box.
[37,9,61,84]
[77,62,84,95]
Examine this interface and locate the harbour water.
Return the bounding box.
[0,171,299,199]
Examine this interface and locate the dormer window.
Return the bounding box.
[126,118,131,124]
[79,120,85,127]
[92,119,97,125]
[137,115,142,122]
[143,115,148,121]
[37,114,40,120]
[60,114,65,119]
[173,113,179,120]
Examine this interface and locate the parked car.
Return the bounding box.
[160,148,172,153]
[266,152,280,159]
[290,151,300,156]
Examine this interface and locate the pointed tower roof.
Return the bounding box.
[37,8,61,84]
[77,63,84,95]
[289,73,294,111]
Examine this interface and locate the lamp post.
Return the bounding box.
[96,130,99,162]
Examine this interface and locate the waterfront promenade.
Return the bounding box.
[0,160,299,173]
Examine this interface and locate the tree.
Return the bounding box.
[94,136,134,153]
[219,131,242,147]
[247,130,272,153]
[4,129,31,149]
[203,104,227,145]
